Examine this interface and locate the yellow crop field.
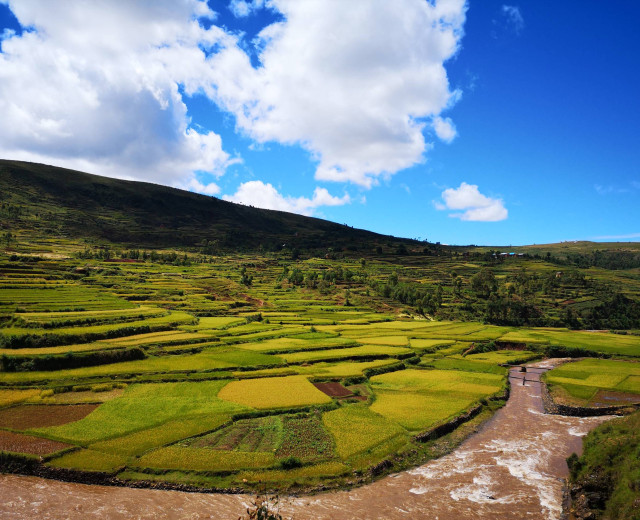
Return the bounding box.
[48,449,127,472]
[0,388,41,407]
[138,446,275,472]
[356,335,408,346]
[237,461,349,483]
[369,369,503,431]
[409,338,455,349]
[218,375,332,409]
[322,404,406,459]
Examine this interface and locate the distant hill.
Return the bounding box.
[0,160,418,253]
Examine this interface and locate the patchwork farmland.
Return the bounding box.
[1,240,640,492]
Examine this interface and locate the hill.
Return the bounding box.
[0,160,417,253]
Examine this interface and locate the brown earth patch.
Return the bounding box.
[0,404,99,430]
[0,430,73,455]
[313,382,352,398]
[590,389,640,407]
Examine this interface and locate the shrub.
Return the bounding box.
[279,456,302,470]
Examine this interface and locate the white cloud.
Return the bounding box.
[436,182,508,222]
[229,0,265,18]
[0,0,236,190]
[433,116,458,143]
[0,0,467,194]
[223,181,350,216]
[501,5,524,34]
[207,0,467,187]
[185,178,221,196]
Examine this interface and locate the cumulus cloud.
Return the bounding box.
[0,0,238,191]
[184,178,221,196]
[223,181,350,216]
[436,182,508,222]
[0,0,467,194]
[207,0,467,187]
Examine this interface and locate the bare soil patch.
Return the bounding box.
[0,404,99,429]
[313,382,352,398]
[591,389,640,407]
[0,430,72,455]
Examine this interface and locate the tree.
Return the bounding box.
[471,268,496,298]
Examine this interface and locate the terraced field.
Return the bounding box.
[544,359,640,407]
[1,246,640,492]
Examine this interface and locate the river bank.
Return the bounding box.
[0,360,613,519]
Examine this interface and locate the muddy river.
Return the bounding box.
[0,361,612,519]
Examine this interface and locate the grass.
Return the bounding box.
[35,380,247,443]
[90,414,231,457]
[568,411,640,520]
[217,375,332,409]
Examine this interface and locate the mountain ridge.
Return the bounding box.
[0,160,418,253]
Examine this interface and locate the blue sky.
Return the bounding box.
[1,1,638,246]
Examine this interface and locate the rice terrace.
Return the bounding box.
[1,1,640,518]
[0,162,639,519]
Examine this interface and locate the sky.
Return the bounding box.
[1,0,638,246]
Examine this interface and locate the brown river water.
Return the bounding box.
[0,361,612,520]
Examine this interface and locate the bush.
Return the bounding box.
[278,456,302,470]
[238,494,285,520]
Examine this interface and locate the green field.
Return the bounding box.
[544,359,640,406]
[370,369,504,431]
[1,219,639,492]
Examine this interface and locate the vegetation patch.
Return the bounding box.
[190,416,281,453]
[90,414,232,457]
[322,404,405,459]
[37,381,246,443]
[545,359,640,406]
[567,411,640,520]
[217,375,332,409]
[369,369,503,431]
[276,414,334,462]
[137,446,275,472]
[47,449,127,472]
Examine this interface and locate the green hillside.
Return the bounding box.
[0,160,414,253]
